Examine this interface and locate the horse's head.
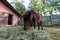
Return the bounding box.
[23,10,32,30]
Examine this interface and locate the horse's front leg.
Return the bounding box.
[24,22,28,31]
[30,22,33,27]
[33,18,37,29]
[34,21,36,29]
[24,25,27,31]
[31,24,32,27]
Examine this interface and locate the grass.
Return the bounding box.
[45,27,60,40]
[0,25,60,40]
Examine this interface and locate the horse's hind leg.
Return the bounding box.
[34,23,36,29]
[40,22,43,30]
[37,23,40,30]
[33,18,36,29]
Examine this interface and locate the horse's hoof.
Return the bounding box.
[38,28,40,30]
[42,29,43,30]
[34,27,36,29]
[38,29,40,30]
[41,28,43,30]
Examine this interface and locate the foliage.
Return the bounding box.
[28,0,60,27]
[29,0,45,13]
[13,0,26,14]
[29,0,60,15]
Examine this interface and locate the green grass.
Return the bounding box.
[0,25,60,40]
[45,27,60,40]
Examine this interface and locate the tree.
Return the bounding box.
[12,0,26,14]
[29,0,50,16]
[10,0,26,25]
[29,0,60,15]
[29,0,60,26]
[45,0,60,26]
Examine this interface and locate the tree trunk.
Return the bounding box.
[49,11,53,27]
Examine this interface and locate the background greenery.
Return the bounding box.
[9,0,60,26]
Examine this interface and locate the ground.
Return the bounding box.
[0,25,60,40]
[45,27,60,40]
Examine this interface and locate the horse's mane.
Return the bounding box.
[26,10,35,13]
[23,10,36,17]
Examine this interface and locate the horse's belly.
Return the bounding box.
[33,13,42,23]
[37,16,42,23]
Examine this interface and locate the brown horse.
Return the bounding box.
[23,10,43,30]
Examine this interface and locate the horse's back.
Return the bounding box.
[34,13,42,23]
